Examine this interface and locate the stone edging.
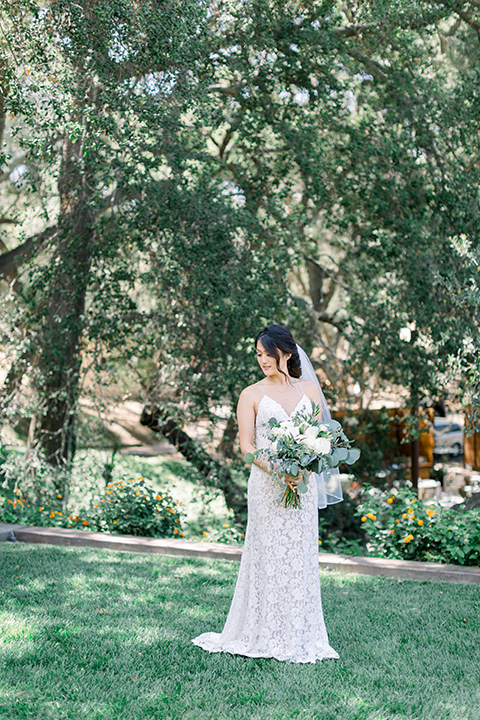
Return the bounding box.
[1,522,479,585]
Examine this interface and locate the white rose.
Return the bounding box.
[314,437,331,455]
[302,437,317,452]
[304,425,319,441]
[271,440,278,452]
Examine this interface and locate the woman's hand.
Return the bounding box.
[281,472,302,491]
[282,471,311,491]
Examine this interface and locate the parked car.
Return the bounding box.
[433,420,464,457]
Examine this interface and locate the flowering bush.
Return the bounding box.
[1,476,184,539]
[199,523,245,545]
[81,477,184,537]
[356,484,480,566]
[0,488,66,527]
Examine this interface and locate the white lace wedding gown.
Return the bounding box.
[192,392,340,663]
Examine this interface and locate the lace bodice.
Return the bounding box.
[255,392,311,450]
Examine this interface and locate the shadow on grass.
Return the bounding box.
[0,544,479,720]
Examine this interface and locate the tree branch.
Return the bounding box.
[0,225,58,280]
[140,405,247,522]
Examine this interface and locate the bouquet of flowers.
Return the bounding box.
[245,403,360,508]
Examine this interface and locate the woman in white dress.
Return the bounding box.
[192,324,341,663]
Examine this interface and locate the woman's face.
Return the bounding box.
[256,340,290,378]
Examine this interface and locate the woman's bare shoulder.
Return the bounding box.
[301,380,324,402]
[239,380,264,401]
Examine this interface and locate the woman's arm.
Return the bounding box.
[303,380,325,418]
[237,387,272,474]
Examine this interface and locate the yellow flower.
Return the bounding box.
[173,528,178,534]
[180,533,185,538]
[411,499,416,504]
[396,519,400,523]
[387,497,394,504]
[404,534,414,543]
[361,516,367,522]
[417,519,424,526]
[156,495,162,501]
[318,540,323,545]
[57,494,62,499]
[402,513,407,519]
[113,520,117,524]
[391,529,395,534]
[367,512,375,519]
[223,524,230,528]
[408,508,414,515]
[94,504,98,508]
[50,512,55,518]
[107,483,113,487]
[82,520,88,526]
[136,492,140,496]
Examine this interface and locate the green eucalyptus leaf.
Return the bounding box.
[345,448,361,465]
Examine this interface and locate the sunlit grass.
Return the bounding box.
[0,544,479,720]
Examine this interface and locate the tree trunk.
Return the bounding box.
[34,78,98,466]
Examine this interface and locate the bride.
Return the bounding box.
[192,324,342,663]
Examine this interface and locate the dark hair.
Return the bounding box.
[255,324,302,379]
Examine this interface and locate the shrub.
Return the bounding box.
[79,477,184,537]
[317,492,367,555]
[199,523,245,545]
[356,484,480,566]
[0,472,184,539]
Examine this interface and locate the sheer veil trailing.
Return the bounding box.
[296,345,343,509]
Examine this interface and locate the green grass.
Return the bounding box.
[0,544,479,720]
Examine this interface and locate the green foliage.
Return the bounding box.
[199,522,245,545]
[357,484,480,567]
[86,476,184,538]
[317,492,366,556]
[336,409,409,487]
[0,473,184,539]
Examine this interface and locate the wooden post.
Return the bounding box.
[411,399,419,490]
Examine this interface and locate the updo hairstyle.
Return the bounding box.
[255,324,302,379]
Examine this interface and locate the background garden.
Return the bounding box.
[1,0,480,565]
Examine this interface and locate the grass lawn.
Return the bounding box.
[0,544,479,720]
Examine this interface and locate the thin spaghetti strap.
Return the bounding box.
[260,380,266,396]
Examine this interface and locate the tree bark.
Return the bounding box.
[34,76,98,466]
